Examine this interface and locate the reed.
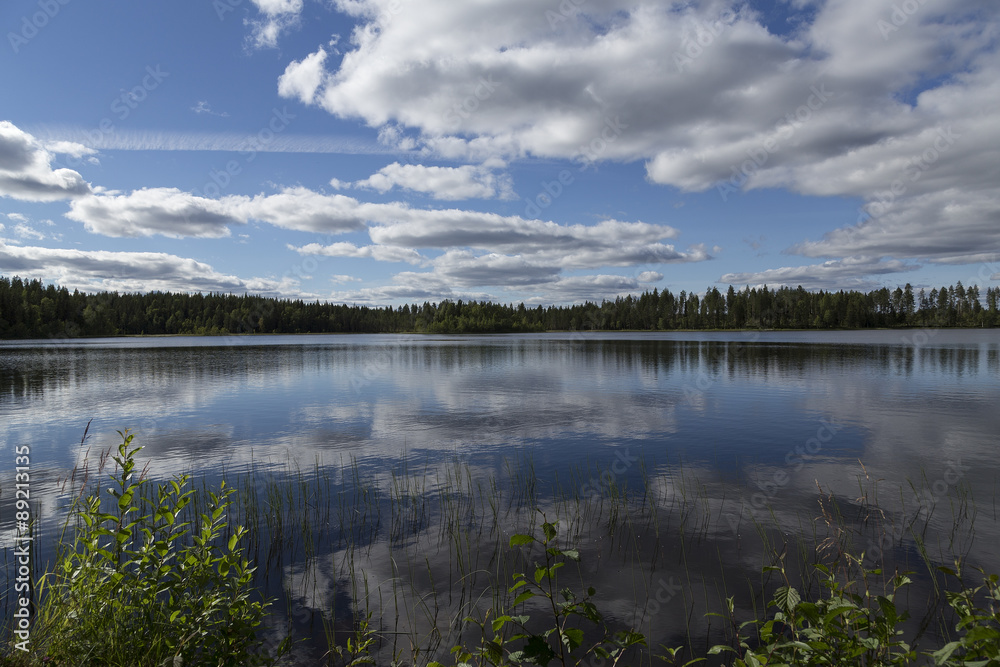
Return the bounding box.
[4,433,997,666]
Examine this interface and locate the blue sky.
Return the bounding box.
[1,0,997,304]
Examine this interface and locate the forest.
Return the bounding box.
[1,275,998,339]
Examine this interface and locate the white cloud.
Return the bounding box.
[351,162,514,200]
[236,187,369,233]
[788,190,1000,261]
[0,239,307,297]
[43,140,97,159]
[246,0,303,48]
[368,215,679,254]
[429,250,561,287]
[278,48,330,105]
[61,182,695,285]
[276,0,998,275]
[64,186,374,239]
[291,241,427,265]
[637,271,663,283]
[191,101,230,118]
[0,121,92,201]
[27,125,390,155]
[13,223,46,240]
[719,256,920,291]
[66,188,248,238]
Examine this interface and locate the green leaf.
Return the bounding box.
[542,522,557,543]
[509,534,535,547]
[523,635,556,666]
[562,627,584,652]
[513,591,536,606]
[774,586,801,615]
[491,615,513,633]
[560,549,580,561]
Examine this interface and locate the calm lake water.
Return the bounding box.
[2,329,999,662]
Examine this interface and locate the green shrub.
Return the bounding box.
[932,565,1000,666]
[709,556,916,666]
[27,431,281,667]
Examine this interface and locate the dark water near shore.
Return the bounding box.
[2,330,999,662]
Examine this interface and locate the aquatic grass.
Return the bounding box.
[6,430,998,666]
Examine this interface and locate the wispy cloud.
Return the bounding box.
[191,101,230,118]
[26,126,396,155]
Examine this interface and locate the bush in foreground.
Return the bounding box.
[17,431,282,667]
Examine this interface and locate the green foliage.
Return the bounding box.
[709,558,916,666]
[707,557,1000,666]
[26,431,281,667]
[429,517,652,667]
[932,564,1000,666]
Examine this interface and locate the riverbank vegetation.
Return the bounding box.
[2,275,999,338]
[4,432,999,665]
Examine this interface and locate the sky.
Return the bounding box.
[0,0,998,305]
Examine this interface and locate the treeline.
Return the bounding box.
[1,275,998,339]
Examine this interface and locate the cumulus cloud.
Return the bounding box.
[368,215,680,253]
[788,190,1000,261]
[66,188,248,238]
[429,250,561,287]
[278,48,330,104]
[0,239,306,297]
[0,121,92,201]
[62,182,696,302]
[236,187,369,233]
[64,187,374,238]
[275,0,999,277]
[351,162,514,200]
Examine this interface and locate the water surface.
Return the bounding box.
[2,330,998,661]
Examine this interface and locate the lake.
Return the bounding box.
[2,329,999,663]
